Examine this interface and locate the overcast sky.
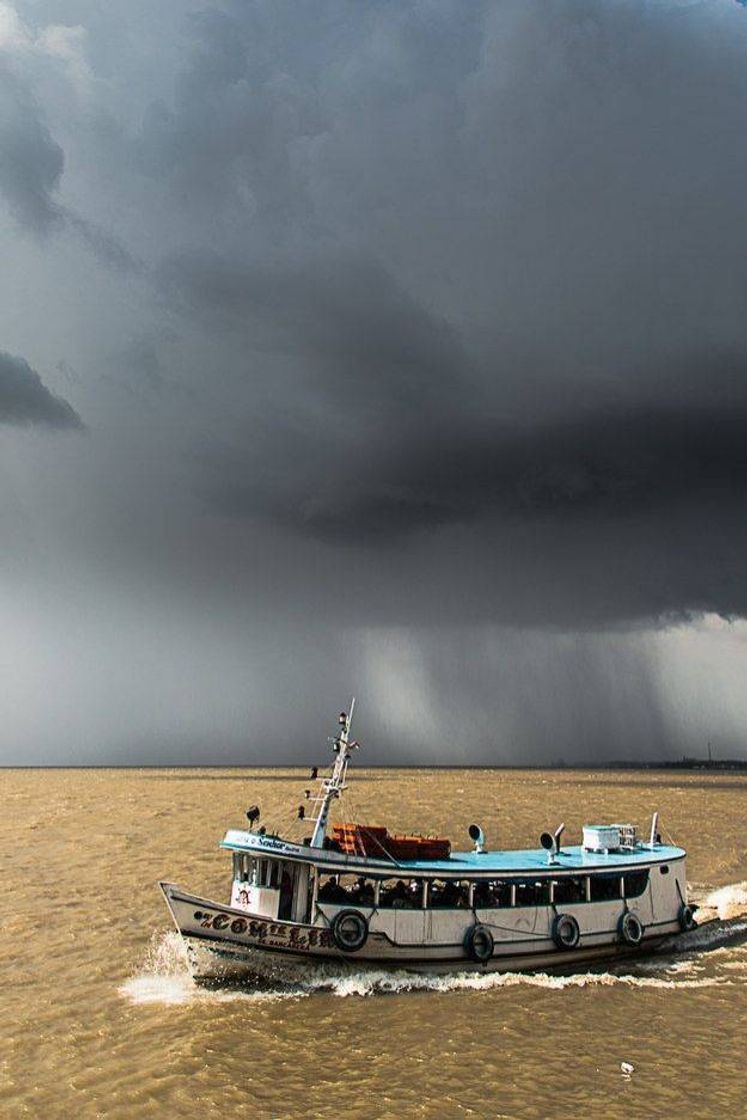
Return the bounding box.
[2,0,747,765]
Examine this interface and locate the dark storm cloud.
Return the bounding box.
[5,1,747,762]
[0,59,64,234]
[0,350,84,429]
[214,403,747,544]
[158,248,468,409]
[128,0,747,629]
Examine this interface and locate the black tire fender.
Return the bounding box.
[552,913,580,950]
[330,908,369,953]
[464,922,494,964]
[618,910,645,946]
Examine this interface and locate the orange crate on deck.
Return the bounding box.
[332,823,451,861]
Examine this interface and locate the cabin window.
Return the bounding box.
[315,874,376,905]
[233,854,255,882]
[348,876,376,905]
[317,875,348,903]
[552,877,587,905]
[514,880,551,907]
[428,880,470,908]
[256,860,281,889]
[624,870,650,898]
[589,873,622,902]
[379,878,423,909]
[660,865,669,875]
[473,880,512,908]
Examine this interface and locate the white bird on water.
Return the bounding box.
[621,1062,635,1077]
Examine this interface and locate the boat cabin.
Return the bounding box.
[230,854,310,923]
[227,845,664,924]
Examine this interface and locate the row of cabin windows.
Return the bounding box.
[232,856,651,907]
[314,869,650,908]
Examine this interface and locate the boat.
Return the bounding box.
[159,703,696,982]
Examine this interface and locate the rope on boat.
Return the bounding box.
[344,787,404,869]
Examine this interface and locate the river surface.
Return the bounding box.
[2,767,746,1119]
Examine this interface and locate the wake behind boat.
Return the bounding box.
[160,704,697,982]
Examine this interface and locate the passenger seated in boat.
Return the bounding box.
[317,876,335,902]
[429,879,466,908]
[441,881,464,907]
[429,880,445,907]
[382,879,411,908]
[554,876,586,905]
[350,877,374,905]
[318,875,348,903]
[473,881,497,908]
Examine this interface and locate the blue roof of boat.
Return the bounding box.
[221,829,685,874]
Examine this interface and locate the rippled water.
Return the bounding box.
[2,767,746,1119]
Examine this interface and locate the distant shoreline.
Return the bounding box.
[3,760,747,772]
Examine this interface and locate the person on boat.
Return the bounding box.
[441,881,460,907]
[474,881,494,908]
[382,879,410,908]
[430,881,445,907]
[279,870,293,919]
[407,880,422,907]
[318,875,347,902]
[391,878,409,904]
[351,877,374,905]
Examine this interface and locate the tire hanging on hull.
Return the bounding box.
[330,909,369,952]
[464,923,494,964]
[618,910,644,946]
[678,903,696,932]
[552,913,580,950]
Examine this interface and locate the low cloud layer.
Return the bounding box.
[0,58,63,233]
[0,349,83,428]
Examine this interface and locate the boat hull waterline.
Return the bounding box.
[160,880,680,982]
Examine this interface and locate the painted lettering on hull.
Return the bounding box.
[192,910,333,952]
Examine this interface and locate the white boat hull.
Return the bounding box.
[160,881,680,983]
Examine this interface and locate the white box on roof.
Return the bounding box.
[583,825,620,851]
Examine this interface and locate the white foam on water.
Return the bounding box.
[633,957,702,976]
[118,933,725,1007]
[121,886,747,1006]
[119,930,196,1005]
[121,972,196,1006]
[119,930,309,1006]
[302,968,723,997]
[702,881,747,921]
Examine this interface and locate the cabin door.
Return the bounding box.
[292,865,310,924]
[278,864,295,921]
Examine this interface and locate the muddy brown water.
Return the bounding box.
[2,768,746,1119]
